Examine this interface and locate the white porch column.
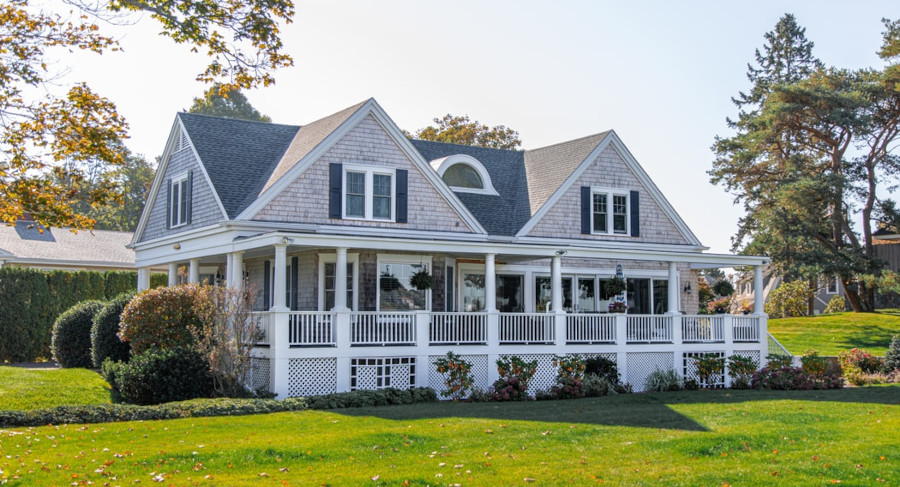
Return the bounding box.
[333,247,349,311]
[225,253,234,288]
[753,265,765,314]
[667,262,680,314]
[137,267,150,291]
[551,255,563,313]
[484,253,497,312]
[272,243,288,311]
[232,251,244,292]
[168,263,178,287]
[189,258,200,284]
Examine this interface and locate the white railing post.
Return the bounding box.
[671,313,683,374]
[487,311,500,386]
[335,310,351,392]
[615,313,628,381]
[554,312,567,346]
[759,314,769,361]
[723,314,735,388]
[672,313,683,345]
[415,311,430,388]
[269,310,290,398]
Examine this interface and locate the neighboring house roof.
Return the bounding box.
[177,113,301,219]
[0,221,135,269]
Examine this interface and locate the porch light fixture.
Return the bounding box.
[281,236,294,244]
[173,243,181,250]
[555,250,567,256]
[684,282,692,295]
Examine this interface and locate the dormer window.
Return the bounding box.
[343,165,395,221]
[429,154,499,195]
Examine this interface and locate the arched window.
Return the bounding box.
[429,154,499,195]
[442,163,483,189]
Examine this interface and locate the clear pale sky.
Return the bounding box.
[62,0,897,254]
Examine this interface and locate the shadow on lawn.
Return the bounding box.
[335,386,899,432]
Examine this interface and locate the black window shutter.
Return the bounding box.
[630,190,640,237]
[580,186,591,234]
[329,163,342,219]
[166,179,172,229]
[185,170,193,223]
[263,260,271,310]
[290,256,299,311]
[396,169,408,223]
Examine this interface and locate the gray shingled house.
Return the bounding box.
[130,98,770,396]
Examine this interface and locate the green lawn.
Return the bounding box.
[0,366,111,411]
[1,386,897,486]
[768,310,900,356]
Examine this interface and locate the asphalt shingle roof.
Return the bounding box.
[523,132,611,215]
[178,113,300,219]
[0,221,134,267]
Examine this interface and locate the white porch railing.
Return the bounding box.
[350,311,416,346]
[681,315,724,342]
[252,311,271,346]
[430,312,487,345]
[566,314,616,343]
[498,313,555,344]
[626,315,673,343]
[733,315,760,342]
[767,332,791,357]
[288,312,335,346]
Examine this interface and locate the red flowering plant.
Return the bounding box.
[492,355,537,401]
[551,354,587,399]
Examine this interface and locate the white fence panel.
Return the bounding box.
[351,312,416,346]
[430,312,487,344]
[732,316,760,342]
[288,312,335,346]
[498,313,555,344]
[681,315,724,342]
[626,315,673,343]
[566,314,616,343]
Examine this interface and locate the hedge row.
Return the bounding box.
[0,268,166,362]
[0,387,437,427]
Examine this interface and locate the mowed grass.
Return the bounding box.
[768,310,900,356]
[1,386,897,486]
[0,366,111,411]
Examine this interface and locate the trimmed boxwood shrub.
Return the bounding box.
[304,387,437,409]
[119,284,201,354]
[111,347,215,405]
[91,292,135,367]
[51,300,106,368]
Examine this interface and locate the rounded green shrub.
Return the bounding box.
[113,347,214,405]
[91,292,135,367]
[51,300,106,368]
[119,284,201,354]
[823,295,846,314]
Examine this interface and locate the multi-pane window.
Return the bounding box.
[373,174,392,219]
[343,166,394,220]
[379,263,427,310]
[345,171,366,218]
[592,194,607,233]
[613,194,628,234]
[170,174,190,227]
[324,262,354,310]
[591,189,629,235]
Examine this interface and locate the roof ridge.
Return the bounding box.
[410,139,524,154]
[177,111,300,129]
[525,131,611,153]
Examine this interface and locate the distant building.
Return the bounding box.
[0,218,136,272]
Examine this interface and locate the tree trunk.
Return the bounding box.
[807,278,816,316]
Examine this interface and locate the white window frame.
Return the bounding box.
[342,164,396,221]
[375,254,432,311]
[429,154,500,196]
[170,172,190,228]
[826,275,839,294]
[317,253,359,311]
[590,187,630,236]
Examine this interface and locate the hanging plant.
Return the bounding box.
[603,277,627,296]
[410,269,434,290]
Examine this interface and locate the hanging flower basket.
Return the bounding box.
[603,277,627,296]
[410,269,434,290]
[608,301,628,313]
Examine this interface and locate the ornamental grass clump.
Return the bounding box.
[434,352,474,400]
[492,355,537,401]
[644,367,682,392]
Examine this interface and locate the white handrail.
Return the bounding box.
[430,312,487,344]
[626,315,673,343]
[288,312,335,346]
[351,311,416,346]
[498,313,555,344]
[566,314,616,343]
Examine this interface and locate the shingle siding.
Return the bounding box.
[140,144,224,242]
[526,145,689,245]
[254,115,476,233]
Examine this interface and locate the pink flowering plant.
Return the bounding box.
[550,354,587,399]
[492,355,537,401]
